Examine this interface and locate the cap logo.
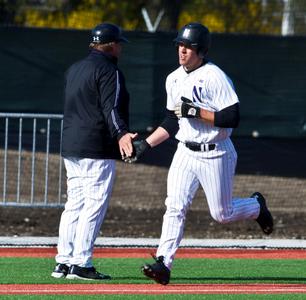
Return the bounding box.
[93,36,100,41]
[182,28,191,38]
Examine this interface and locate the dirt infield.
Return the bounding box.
[1,137,306,240]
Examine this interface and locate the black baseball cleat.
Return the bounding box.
[51,263,69,278]
[66,265,111,280]
[141,255,170,285]
[252,192,273,235]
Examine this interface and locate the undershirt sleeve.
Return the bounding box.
[214,103,240,128]
[160,109,179,136]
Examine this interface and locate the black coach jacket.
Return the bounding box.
[61,49,130,159]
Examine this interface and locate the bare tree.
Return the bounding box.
[0,0,19,25]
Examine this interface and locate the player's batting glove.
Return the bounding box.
[124,140,151,163]
[174,96,201,118]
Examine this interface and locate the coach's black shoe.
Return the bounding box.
[51,263,69,278]
[141,255,170,285]
[252,192,273,235]
[66,265,111,280]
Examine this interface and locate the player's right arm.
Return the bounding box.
[124,111,178,163]
[124,73,179,163]
[141,75,180,150]
[146,126,170,147]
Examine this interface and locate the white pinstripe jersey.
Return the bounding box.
[166,62,239,143]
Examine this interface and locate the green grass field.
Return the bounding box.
[0,257,305,284]
[0,257,305,299]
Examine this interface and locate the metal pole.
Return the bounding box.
[30,118,37,204]
[16,118,23,203]
[282,0,294,36]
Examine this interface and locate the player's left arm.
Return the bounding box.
[213,102,240,128]
[175,97,240,128]
[197,101,240,128]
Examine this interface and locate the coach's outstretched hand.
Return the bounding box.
[175,96,201,118]
[123,140,151,163]
[119,132,138,159]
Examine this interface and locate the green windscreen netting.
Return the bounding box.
[0,27,306,138]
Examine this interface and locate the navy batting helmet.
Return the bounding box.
[174,23,211,56]
[91,23,129,44]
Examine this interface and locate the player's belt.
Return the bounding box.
[184,142,216,152]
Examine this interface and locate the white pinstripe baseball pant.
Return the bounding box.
[156,139,260,269]
[55,157,115,267]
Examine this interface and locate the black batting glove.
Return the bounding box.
[174,96,201,118]
[123,140,151,163]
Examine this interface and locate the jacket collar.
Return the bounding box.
[89,49,118,65]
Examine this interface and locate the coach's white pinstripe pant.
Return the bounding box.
[156,139,260,269]
[55,157,115,268]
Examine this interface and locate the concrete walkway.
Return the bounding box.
[1,236,306,249]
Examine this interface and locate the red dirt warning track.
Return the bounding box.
[1,284,306,295]
[1,247,306,259]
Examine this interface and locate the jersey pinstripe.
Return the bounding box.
[156,62,260,270]
[166,62,239,143]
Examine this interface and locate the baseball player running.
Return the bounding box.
[51,23,136,280]
[125,22,273,285]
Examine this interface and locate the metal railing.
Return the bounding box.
[0,113,65,207]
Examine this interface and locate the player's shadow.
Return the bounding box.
[109,275,306,283]
[171,276,306,282]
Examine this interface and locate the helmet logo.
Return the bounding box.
[93,36,100,41]
[182,28,191,38]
